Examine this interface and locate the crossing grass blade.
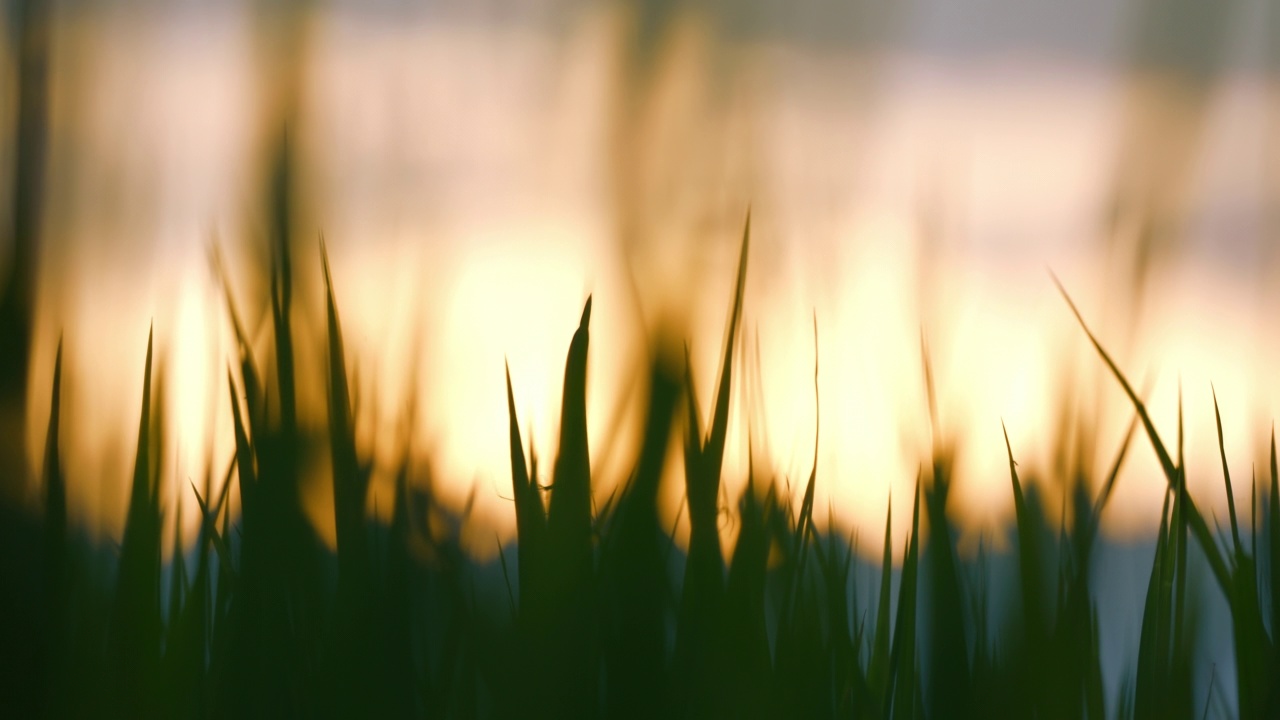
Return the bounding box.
[183,483,219,714]
[1208,387,1276,718]
[1212,388,1243,557]
[212,245,264,433]
[1059,278,1280,717]
[1054,275,1231,594]
[1091,411,1139,526]
[227,369,256,513]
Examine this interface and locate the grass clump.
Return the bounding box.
[5,210,1280,719]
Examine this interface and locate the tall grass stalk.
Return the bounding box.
[5,220,1280,719]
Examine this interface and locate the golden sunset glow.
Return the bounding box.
[12,2,1280,570]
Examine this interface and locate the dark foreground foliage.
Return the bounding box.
[3,215,1280,719]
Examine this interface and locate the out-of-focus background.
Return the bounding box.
[1,0,1278,563]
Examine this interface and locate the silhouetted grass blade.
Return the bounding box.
[1135,489,1171,719]
[107,326,162,715]
[675,213,749,714]
[1270,432,1279,646]
[40,339,67,715]
[1055,276,1230,594]
[888,478,920,720]
[322,240,369,590]
[547,296,593,578]
[518,296,597,719]
[506,362,545,613]
[1212,388,1243,556]
[269,127,297,438]
[601,356,679,719]
[868,498,893,707]
[42,338,64,583]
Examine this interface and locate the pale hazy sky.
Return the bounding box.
[12,0,1280,565]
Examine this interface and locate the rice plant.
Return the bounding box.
[2,195,1278,718]
[4,0,1277,714]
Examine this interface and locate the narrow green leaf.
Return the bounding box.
[496,537,517,619]
[506,362,544,608]
[546,296,594,577]
[168,494,186,625]
[269,128,296,436]
[42,338,65,582]
[868,497,893,698]
[889,477,921,720]
[1054,275,1230,594]
[782,316,820,623]
[190,480,234,585]
[1003,422,1046,646]
[322,239,368,586]
[702,212,750,489]
[211,245,262,431]
[1173,386,1188,651]
[1211,387,1243,558]
[1135,488,1172,719]
[108,326,163,712]
[1270,430,1280,644]
[227,368,256,513]
[1092,411,1140,527]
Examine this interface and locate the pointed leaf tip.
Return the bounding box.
[579,295,593,330]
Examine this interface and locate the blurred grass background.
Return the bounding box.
[1,0,1280,716]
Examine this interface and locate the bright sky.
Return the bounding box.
[17,1,1280,561]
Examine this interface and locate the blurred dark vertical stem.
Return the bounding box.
[0,0,49,496]
[0,4,49,714]
[1266,0,1280,277]
[255,0,310,434]
[1107,0,1237,338]
[609,0,675,253]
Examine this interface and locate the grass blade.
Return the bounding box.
[1211,387,1243,557]
[1054,275,1230,593]
[889,478,921,720]
[868,497,893,702]
[321,240,368,588]
[546,296,594,577]
[107,326,162,714]
[507,362,545,611]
